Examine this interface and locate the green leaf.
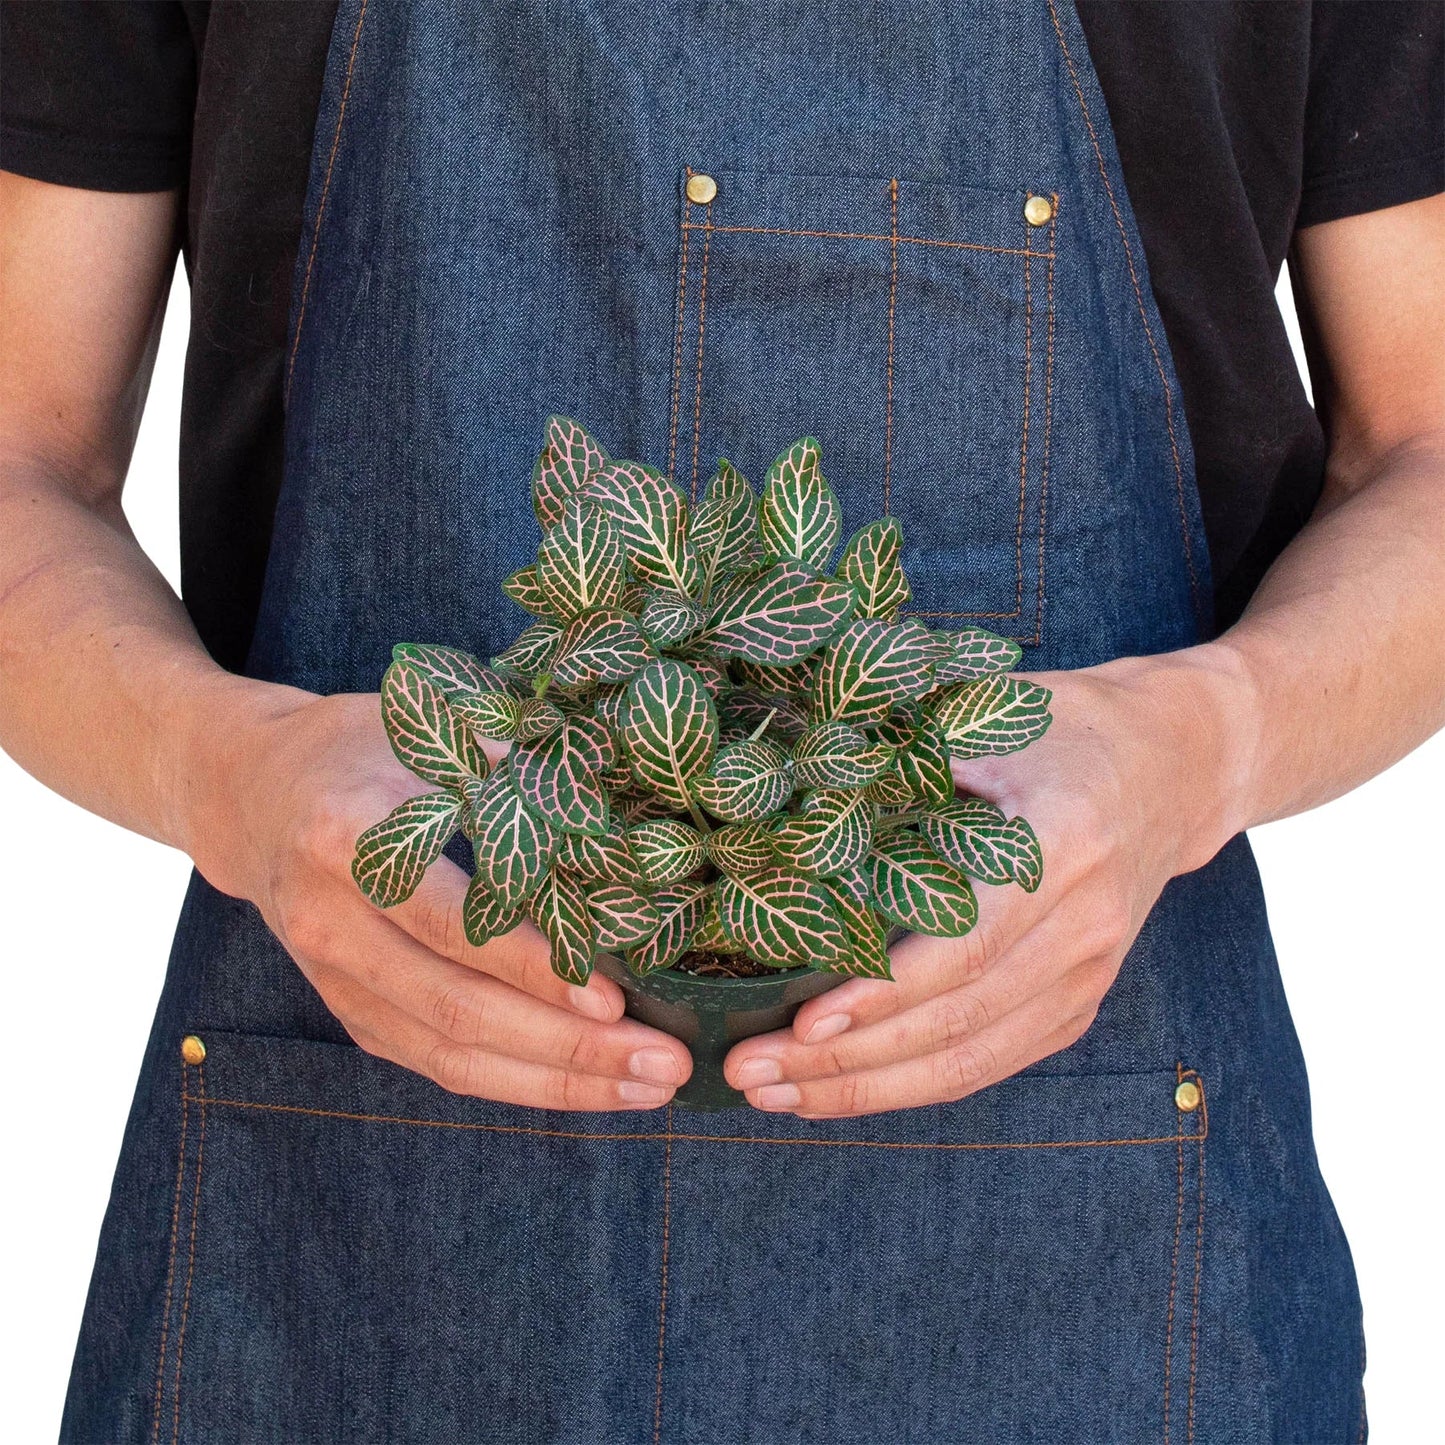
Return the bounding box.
[617,790,677,825]
[530,866,596,984]
[758,437,841,570]
[493,622,563,680]
[792,720,894,789]
[865,834,978,937]
[550,608,655,688]
[462,873,528,946]
[502,566,555,620]
[718,689,810,742]
[587,460,701,596]
[691,738,793,823]
[716,867,855,971]
[811,618,939,725]
[920,797,1043,892]
[560,822,646,886]
[693,559,855,665]
[627,818,706,886]
[733,657,815,695]
[620,659,718,812]
[773,788,874,878]
[512,720,609,836]
[706,821,778,877]
[688,656,731,697]
[864,766,916,807]
[931,627,1024,684]
[390,644,511,697]
[587,883,661,950]
[639,589,706,647]
[692,458,760,595]
[381,660,487,786]
[897,722,955,806]
[693,890,748,954]
[837,518,910,620]
[563,714,618,774]
[468,770,559,909]
[628,881,711,974]
[352,792,461,908]
[824,880,894,979]
[451,690,523,741]
[536,495,628,621]
[514,697,565,742]
[869,704,924,750]
[533,415,609,528]
[933,676,1053,757]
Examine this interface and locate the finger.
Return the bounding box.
[743,984,1092,1118]
[728,922,1098,1088]
[340,986,680,1111]
[308,911,692,1087]
[384,856,626,1022]
[787,884,1059,1045]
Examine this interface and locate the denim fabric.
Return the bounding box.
[63,2,1365,1441]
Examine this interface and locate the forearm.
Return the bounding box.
[0,451,305,853]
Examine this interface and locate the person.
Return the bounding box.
[2,1,1441,1440]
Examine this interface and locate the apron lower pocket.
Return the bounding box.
[157,1030,1205,1444]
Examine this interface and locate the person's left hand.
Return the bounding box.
[722,651,1245,1117]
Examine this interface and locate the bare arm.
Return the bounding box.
[728,192,1445,1115]
[0,173,690,1107]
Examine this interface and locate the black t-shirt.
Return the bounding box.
[3,1,1442,671]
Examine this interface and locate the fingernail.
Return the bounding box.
[753,1082,801,1111]
[734,1057,782,1088]
[803,1013,851,1045]
[618,1080,673,1107]
[568,984,613,1021]
[629,1048,683,1086]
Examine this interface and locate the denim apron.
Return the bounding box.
[63,3,1367,1441]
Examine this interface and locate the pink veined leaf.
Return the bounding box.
[468,770,559,910]
[511,720,610,836]
[639,589,707,646]
[536,494,628,621]
[390,643,513,697]
[462,872,529,947]
[550,608,655,688]
[758,437,842,571]
[451,690,524,741]
[919,797,1044,892]
[692,559,856,665]
[772,788,874,878]
[715,866,856,972]
[897,721,955,806]
[626,818,706,886]
[352,792,462,908]
[381,659,487,786]
[619,659,719,812]
[514,697,566,742]
[823,880,894,979]
[930,627,1024,684]
[585,460,702,596]
[706,821,779,877]
[933,675,1053,757]
[587,883,661,950]
[560,821,647,886]
[533,415,610,528]
[530,866,597,984]
[493,622,563,679]
[836,518,910,620]
[627,881,711,975]
[865,833,978,937]
[811,617,939,725]
[691,738,794,823]
[792,720,894,789]
[501,566,556,619]
[692,458,760,596]
[563,713,619,774]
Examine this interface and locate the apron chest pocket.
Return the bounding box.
[667,168,1058,645]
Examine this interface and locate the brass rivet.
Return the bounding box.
[1174,1079,1201,1112]
[1023,194,1054,227]
[686,173,718,205]
[180,1035,207,1066]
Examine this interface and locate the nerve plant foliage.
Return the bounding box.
[353,418,1053,984]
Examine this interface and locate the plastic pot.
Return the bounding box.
[594,953,845,1110]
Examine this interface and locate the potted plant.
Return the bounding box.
[352,418,1051,1107]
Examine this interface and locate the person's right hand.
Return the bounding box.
[180,683,692,1110]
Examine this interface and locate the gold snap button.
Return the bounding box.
[1023,194,1054,227]
[1174,1079,1201,1112]
[686,173,718,205]
[180,1035,207,1065]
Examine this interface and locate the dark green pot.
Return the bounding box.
[594,953,845,1110]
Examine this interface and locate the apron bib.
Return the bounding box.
[64,3,1365,1440]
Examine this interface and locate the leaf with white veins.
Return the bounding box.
[933,675,1053,757]
[811,617,938,725]
[620,660,718,812]
[588,883,661,950]
[692,738,793,823]
[759,438,841,570]
[837,518,909,619]
[586,460,701,596]
[381,660,487,786]
[865,834,978,936]
[511,720,609,836]
[628,882,710,974]
[530,866,596,983]
[773,788,874,877]
[693,559,855,665]
[792,720,894,789]
[716,866,854,971]
[536,495,628,621]
[352,792,461,908]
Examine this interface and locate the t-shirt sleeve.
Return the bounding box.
[1297,0,1444,228]
[0,0,197,192]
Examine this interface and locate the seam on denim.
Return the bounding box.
[883,179,899,516]
[1034,199,1058,639]
[681,221,1050,261]
[1186,1068,1206,1443]
[688,201,715,501]
[652,1105,674,1444]
[669,175,693,482]
[284,0,370,404]
[150,1057,190,1444]
[1163,1061,1185,1444]
[183,1094,1205,1150]
[1011,221,1034,621]
[171,1059,207,1444]
[1045,0,1203,613]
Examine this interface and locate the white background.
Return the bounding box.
[1,263,1441,1440]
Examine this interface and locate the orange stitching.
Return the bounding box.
[1046,0,1204,611]
[284,0,370,403]
[1186,1069,1206,1443]
[688,202,714,501]
[883,179,899,516]
[1035,199,1058,637]
[668,176,693,481]
[681,221,1051,261]
[1163,1061,1185,1444]
[182,1093,1206,1151]
[150,1058,190,1444]
[652,1105,674,1444]
[170,1060,207,1445]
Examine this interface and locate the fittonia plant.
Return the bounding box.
[353,418,1052,983]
